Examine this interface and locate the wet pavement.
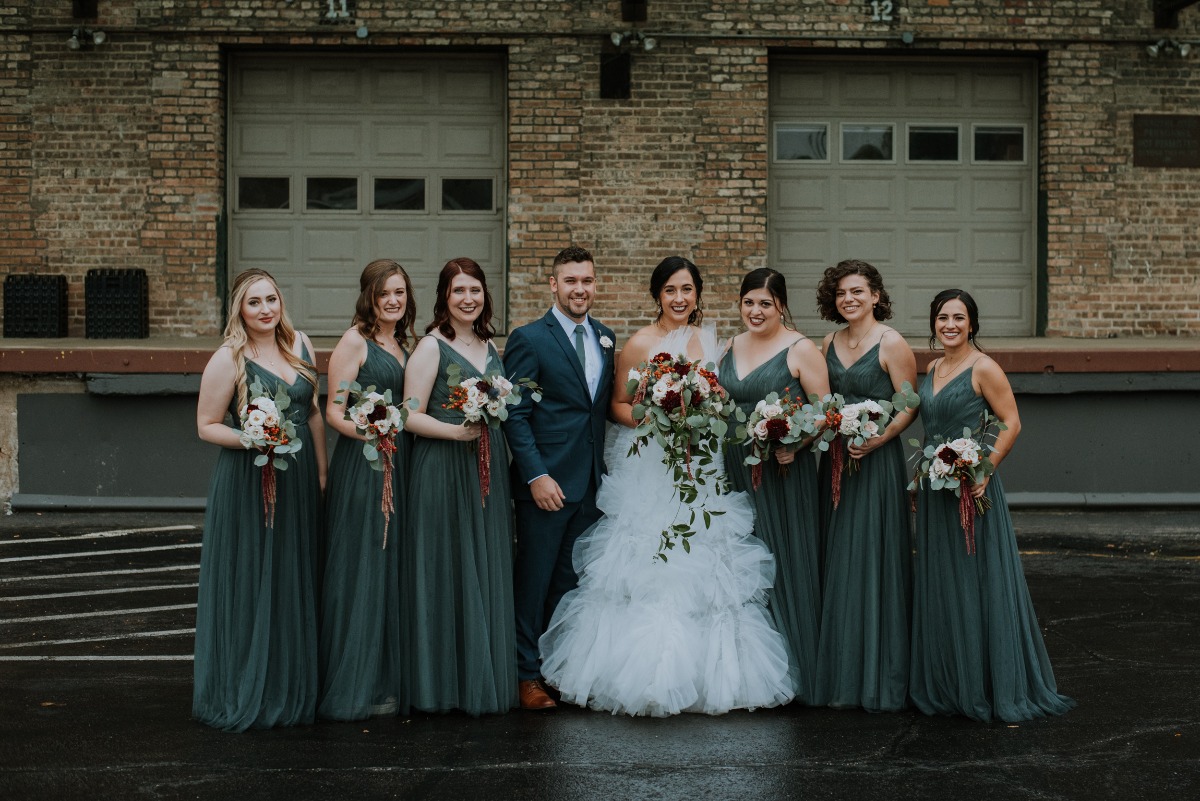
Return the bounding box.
[1,509,1198,800]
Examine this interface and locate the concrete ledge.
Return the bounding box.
[1007,492,1200,508]
[10,495,208,512]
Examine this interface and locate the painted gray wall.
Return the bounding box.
[12,373,1200,508]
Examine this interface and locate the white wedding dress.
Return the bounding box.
[539,325,796,716]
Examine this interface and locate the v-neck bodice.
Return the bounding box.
[719,342,806,412]
[428,338,502,423]
[825,341,891,402]
[918,366,990,440]
[236,344,315,426]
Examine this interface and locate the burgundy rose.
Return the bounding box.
[764,418,790,440]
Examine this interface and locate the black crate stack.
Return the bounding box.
[3,274,69,337]
[85,268,149,339]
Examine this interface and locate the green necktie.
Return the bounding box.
[574,324,587,370]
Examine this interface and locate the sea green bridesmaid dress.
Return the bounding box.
[720,342,821,704]
[813,341,911,711]
[318,339,408,720]
[400,339,518,715]
[193,353,321,732]
[909,366,1074,722]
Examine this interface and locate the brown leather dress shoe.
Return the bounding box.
[518,680,557,710]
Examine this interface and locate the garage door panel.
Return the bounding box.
[773,227,832,269]
[372,123,430,160]
[305,123,363,158]
[905,178,962,213]
[774,69,831,105]
[835,229,896,265]
[971,177,1027,214]
[307,66,363,104]
[840,177,896,212]
[441,67,503,108]
[293,281,362,332]
[436,226,500,268]
[907,230,962,265]
[777,177,830,213]
[841,72,896,105]
[236,122,295,159]
[304,226,362,263]
[370,227,431,263]
[972,71,1030,108]
[235,225,294,264]
[906,71,963,107]
[237,66,294,106]
[374,67,432,105]
[970,229,1028,268]
[438,122,501,162]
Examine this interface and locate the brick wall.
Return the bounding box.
[1,1,1198,339]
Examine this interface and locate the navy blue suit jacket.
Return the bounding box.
[503,310,616,503]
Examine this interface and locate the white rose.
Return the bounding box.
[651,376,679,403]
[599,335,614,349]
[761,402,783,419]
[242,422,265,441]
[238,431,255,449]
[860,400,884,416]
[246,408,268,427]
[949,438,980,465]
[929,458,953,480]
[387,407,403,429]
[255,397,279,416]
[365,391,385,405]
[862,420,879,438]
[627,367,642,382]
[693,375,712,397]
[753,419,772,440]
[838,405,861,436]
[491,376,513,394]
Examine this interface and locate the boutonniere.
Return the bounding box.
[599,335,614,349]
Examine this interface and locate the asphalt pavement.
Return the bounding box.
[1,509,1198,800]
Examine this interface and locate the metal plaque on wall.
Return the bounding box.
[1133,114,1200,168]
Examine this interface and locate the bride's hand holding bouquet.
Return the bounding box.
[626,351,733,560]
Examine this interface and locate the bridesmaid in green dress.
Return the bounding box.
[720,268,829,704]
[813,259,918,712]
[401,257,518,716]
[193,268,327,732]
[910,289,1074,722]
[317,259,416,720]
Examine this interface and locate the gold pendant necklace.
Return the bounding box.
[847,323,876,350]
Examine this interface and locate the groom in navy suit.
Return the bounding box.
[504,246,616,710]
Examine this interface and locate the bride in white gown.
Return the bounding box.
[539,257,796,716]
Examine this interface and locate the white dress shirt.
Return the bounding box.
[551,304,603,400]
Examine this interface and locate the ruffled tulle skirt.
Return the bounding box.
[539,426,796,716]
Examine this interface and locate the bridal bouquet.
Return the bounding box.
[736,390,820,491]
[811,382,920,509]
[626,352,733,561]
[443,362,542,505]
[907,411,1007,555]
[238,377,304,529]
[336,381,416,548]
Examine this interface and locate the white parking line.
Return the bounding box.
[0,628,197,649]
[0,655,193,662]
[0,564,199,584]
[0,525,199,546]
[0,603,196,625]
[0,543,202,563]
[0,583,199,603]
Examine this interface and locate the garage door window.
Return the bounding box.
[775,123,829,161]
[441,178,493,211]
[306,177,358,211]
[842,124,894,161]
[237,177,290,211]
[973,125,1025,163]
[907,124,960,162]
[374,178,426,212]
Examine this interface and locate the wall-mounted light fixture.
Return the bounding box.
[610,30,657,52]
[1147,38,1193,58]
[66,27,106,51]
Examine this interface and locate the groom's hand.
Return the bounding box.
[531,475,566,512]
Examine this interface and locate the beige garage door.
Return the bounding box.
[228,53,506,335]
[770,58,1037,336]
